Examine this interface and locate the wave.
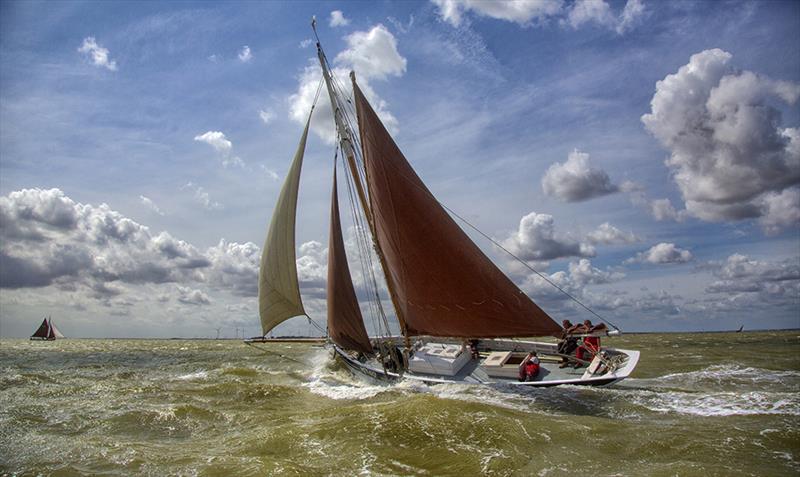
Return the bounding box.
[627,389,800,417]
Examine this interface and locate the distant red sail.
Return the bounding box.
[327,168,373,353]
[30,318,50,340]
[353,82,560,338]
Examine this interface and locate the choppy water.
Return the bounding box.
[1,331,798,476]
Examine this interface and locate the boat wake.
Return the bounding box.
[301,356,800,418]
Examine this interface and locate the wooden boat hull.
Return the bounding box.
[333,340,639,388]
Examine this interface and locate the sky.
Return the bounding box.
[0,0,798,338]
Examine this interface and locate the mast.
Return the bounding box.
[312,20,411,345]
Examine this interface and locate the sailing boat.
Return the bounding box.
[30,317,65,341]
[248,21,639,387]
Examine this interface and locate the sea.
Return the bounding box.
[1,331,798,476]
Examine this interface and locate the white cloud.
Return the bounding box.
[759,187,800,236]
[617,0,645,33]
[541,149,618,201]
[503,211,595,262]
[568,258,624,286]
[194,131,232,154]
[334,24,407,81]
[299,38,313,49]
[238,45,253,63]
[194,131,244,168]
[260,165,279,181]
[703,254,800,296]
[566,0,615,29]
[330,10,350,27]
[203,239,259,297]
[623,182,688,222]
[641,49,800,230]
[432,0,564,27]
[176,285,211,305]
[0,188,302,313]
[139,195,165,216]
[78,37,118,71]
[0,188,209,291]
[626,242,693,265]
[259,109,275,125]
[585,222,638,245]
[564,0,645,33]
[181,182,223,211]
[289,24,406,143]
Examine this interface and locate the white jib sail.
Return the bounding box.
[258,115,312,335]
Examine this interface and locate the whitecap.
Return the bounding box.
[175,370,209,381]
[629,389,800,416]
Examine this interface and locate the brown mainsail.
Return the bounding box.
[327,168,373,353]
[353,81,561,338]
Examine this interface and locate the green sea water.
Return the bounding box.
[1,331,798,476]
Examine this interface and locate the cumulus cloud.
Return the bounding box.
[703,253,800,296]
[626,242,693,265]
[641,49,800,231]
[542,149,618,202]
[139,195,165,216]
[194,131,244,168]
[238,45,253,63]
[176,286,211,305]
[518,258,623,310]
[0,188,337,310]
[503,212,595,262]
[432,0,563,27]
[181,182,223,211]
[334,24,407,81]
[0,188,210,291]
[194,131,231,154]
[623,182,688,222]
[330,10,350,27]
[203,239,260,297]
[289,24,406,143]
[759,187,800,236]
[78,37,118,71]
[585,222,639,245]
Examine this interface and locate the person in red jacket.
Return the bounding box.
[575,320,606,367]
[518,351,540,382]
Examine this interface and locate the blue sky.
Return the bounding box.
[1,0,798,338]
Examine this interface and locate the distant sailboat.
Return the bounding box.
[247,20,640,387]
[30,317,64,341]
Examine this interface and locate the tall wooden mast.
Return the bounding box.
[312,19,411,348]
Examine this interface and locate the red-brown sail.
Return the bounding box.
[353,81,561,338]
[327,168,373,353]
[30,318,50,340]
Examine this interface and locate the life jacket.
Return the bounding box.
[525,360,539,378]
[584,336,600,352]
